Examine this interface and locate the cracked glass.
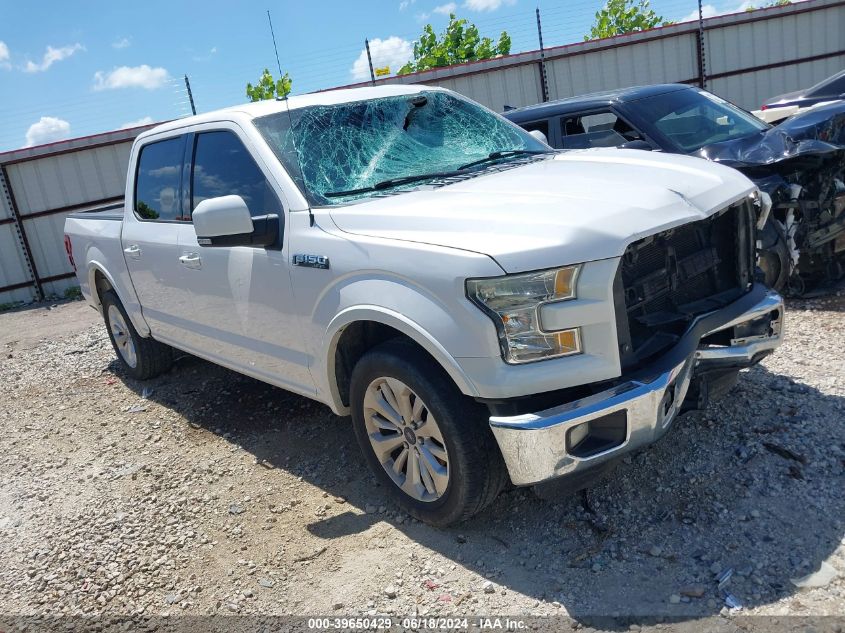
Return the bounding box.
[254,90,548,206]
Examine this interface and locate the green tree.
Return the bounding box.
[585,0,671,40]
[398,14,511,75]
[745,0,791,10]
[246,68,292,101]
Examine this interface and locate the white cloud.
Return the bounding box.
[399,0,415,9]
[93,65,170,90]
[119,116,154,129]
[679,1,754,22]
[0,41,9,69]
[25,116,71,147]
[192,47,218,62]
[463,0,516,11]
[433,2,457,14]
[112,37,131,49]
[351,36,412,80]
[23,43,84,73]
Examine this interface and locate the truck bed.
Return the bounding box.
[64,201,136,319]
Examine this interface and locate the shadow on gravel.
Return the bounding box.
[785,280,845,312]
[116,354,845,626]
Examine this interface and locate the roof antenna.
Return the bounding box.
[267,10,284,82]
[267,9,313,226]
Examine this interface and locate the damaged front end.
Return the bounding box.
[697,101,845,294]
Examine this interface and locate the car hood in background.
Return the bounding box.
[327,149,755,273]
[763,88,805,106]
[696,101,845,169]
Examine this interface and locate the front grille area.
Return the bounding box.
[616,201,755,371]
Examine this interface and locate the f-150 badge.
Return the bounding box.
[292,254,330,269]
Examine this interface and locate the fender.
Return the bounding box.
[85,257,151,337]
[321,305,482,415]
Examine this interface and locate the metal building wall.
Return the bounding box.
[0,171,35,305]
[0,125,152,305]
[334,0,845,113]
[544,31,701,103]
[706,2,845,109]
[434,63,544,110]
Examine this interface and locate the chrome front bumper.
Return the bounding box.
[489,286,784,486]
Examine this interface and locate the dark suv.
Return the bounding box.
[503,84,845,295]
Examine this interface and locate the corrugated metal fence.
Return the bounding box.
[0,127,153,305]
[334,0,845,112]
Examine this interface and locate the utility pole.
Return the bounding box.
[184,74,197,115]
[536,8,549,102]
[365,39,376,86]
[697,0,707,89]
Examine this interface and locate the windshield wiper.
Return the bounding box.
[324,170,468,198]
[323,149,555,198]
[457,149,554,171]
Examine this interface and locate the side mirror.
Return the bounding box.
[619,139,654,151]
[528,129,549,145]
[193,195,279,248]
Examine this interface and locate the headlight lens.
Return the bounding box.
[466,266,582,364]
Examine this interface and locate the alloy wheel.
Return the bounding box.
[362,377,449,502]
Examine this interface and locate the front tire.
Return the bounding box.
[101,290,172,380]
[757,219,791,292]
[350,339,508,527]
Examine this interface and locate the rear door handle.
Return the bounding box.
[123,244,142,259]
[179,252,202,269]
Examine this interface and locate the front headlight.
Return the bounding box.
[466,266,582,364]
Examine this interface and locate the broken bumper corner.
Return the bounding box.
[489,287,784,486]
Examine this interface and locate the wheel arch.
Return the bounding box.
[323,307,480,416]
[85,259,151,337]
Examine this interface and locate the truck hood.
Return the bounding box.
[327,148,756,273]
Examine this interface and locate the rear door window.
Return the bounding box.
[560,112,630,149]
[135,137,188,221]
[191,130,282,218]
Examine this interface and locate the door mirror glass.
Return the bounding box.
[528,129,549,145]
[193,195,254,239]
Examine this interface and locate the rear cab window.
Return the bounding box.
[134,136,189,221]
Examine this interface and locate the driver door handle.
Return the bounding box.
[123,244,142,259]
[179,252,202,269]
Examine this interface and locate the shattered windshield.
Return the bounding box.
[635,88,769,153]
[253,90,549,205]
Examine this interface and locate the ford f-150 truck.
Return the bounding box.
[64,85,784,526]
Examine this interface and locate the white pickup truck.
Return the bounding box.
[64,85,784,526]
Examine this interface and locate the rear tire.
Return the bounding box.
[350,339,508,527]
[101,290,172,380]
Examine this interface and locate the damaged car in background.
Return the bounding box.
[760,68,845,120]
[505,84,845,294]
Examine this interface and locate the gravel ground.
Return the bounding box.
[0,293,843,631]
